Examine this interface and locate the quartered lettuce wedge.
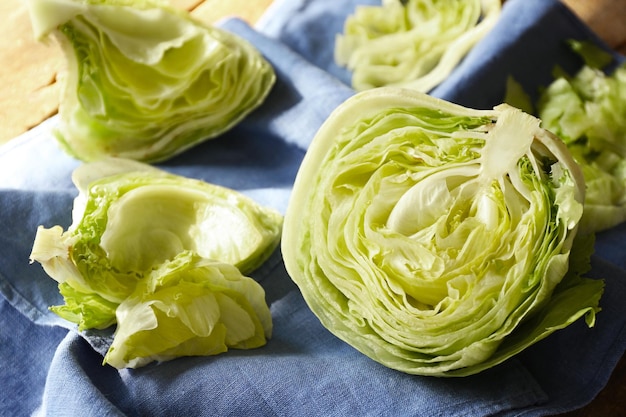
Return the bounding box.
[282,88,603,376]
[30,158,281,367]
[26,0,275,162]
[335,0,500,92]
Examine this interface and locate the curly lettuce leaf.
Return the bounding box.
[104,252,272,369]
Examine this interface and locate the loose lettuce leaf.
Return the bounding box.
[537,57,626,233]
[282,88,602,376]
[26,0,275,162]
[104,251,272,369]
[30,158,282,332]
[335,0,500,92]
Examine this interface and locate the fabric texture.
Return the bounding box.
[1,0,625,416]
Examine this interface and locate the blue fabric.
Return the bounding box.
[1,0,625,416]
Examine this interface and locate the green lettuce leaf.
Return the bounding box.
[26,0,275,162]
[282,88,602,376]
[537,59,626,233]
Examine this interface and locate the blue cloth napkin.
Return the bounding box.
[1,0,625,416]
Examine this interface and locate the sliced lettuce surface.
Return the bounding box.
[282,88,602,376]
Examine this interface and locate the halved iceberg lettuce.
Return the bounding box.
[282,88,603,376]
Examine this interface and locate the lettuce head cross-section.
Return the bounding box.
[26,0,275,162]
[282,88,603,376]
[30,158,281,368]
[335,0,501,92]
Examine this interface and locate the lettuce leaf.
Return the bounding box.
[104,251,272,369]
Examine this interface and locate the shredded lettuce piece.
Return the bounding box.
[506,40,626,233]
[335,0,501,92]
[538,61,626,232]
[26,0,275,162]
[30,158,279,368]
[282,88,602,376]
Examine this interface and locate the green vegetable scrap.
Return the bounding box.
[506,40,626,233]
[335,0,501,92]
[30,158,281,368]
[26,0,275,162]
[282,88,603,377]
[537,44,626,233]
[104,252,272,369]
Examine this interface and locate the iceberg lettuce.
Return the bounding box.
[30,158,280,367]
[282,88,603,376]
[335,0,500,92]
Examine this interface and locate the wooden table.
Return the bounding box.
[1,1,625,416]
